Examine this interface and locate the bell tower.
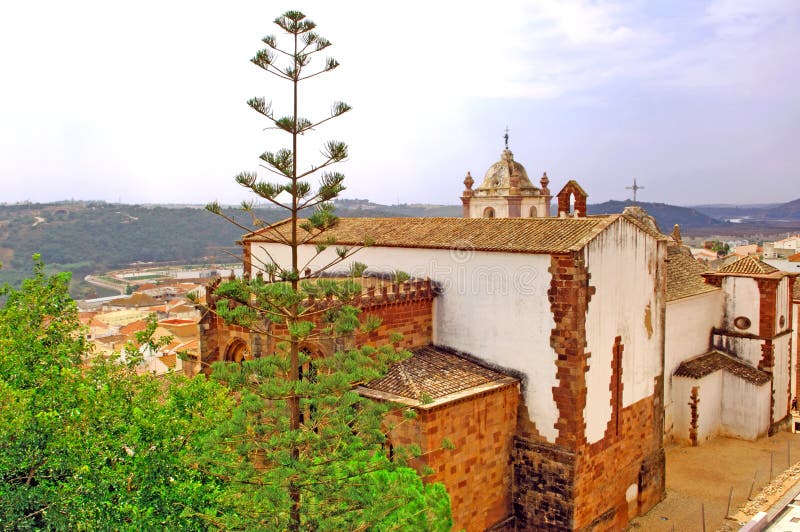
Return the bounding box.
[461,134,552,219]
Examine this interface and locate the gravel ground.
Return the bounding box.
[627,432,800,531]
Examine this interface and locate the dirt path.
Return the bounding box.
[628,432,800,531]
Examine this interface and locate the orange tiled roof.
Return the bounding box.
[244,215,663,254]
[666,247,719,302]
[789,253,800,263]
[674,350,770,385]
[159,353,177,369]
[89,317,110,328]
[361,345,515,403]
[119,319,147,336]
[717,256,779,275]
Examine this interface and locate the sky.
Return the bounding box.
[1,0,799,207]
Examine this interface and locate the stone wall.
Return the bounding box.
[200,280,436,366]
[386,383,520,531]
[574,395,664,531]
[513,437,576,530]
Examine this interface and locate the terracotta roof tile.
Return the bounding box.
[717,256,779,275]
[666,247,719,302]
[245,215,662,254]
[362,345,514,402]
[674,350,770,385]
[159,353,177,369]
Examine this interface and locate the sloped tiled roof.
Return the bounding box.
[360,345,515,405]
[159,353,177,369]
[119,319,147,336]
[244,215,664,254]
[108,292,161,308]
[674,350,770,385]
[718,256,779,275]
[666,247,719,302]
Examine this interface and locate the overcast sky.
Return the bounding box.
[2,1,799,207]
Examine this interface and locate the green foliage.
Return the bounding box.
[202,10,453,531]
[393,270,410,283]
[0,257,232,530]
[710,240,731,256]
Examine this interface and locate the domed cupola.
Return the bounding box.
[475,149,538,196]
[460,142,553,219]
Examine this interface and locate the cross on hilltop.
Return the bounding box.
[626,178,644,203]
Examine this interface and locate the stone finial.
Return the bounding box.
[540,172,550,192]
[671,224,682,244]
[463,171,474,190]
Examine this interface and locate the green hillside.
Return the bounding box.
[0,203,275,298]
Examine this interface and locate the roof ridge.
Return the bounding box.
[718,255,779,275]
[396,364,422,400]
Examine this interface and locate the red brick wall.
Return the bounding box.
[200,287,435,366]
[387,384,520,531]
[359,299,434,350]
[574,395,665,531]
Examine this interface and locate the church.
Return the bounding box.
[199,146,796,531]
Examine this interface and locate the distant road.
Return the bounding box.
[84,274,125,295]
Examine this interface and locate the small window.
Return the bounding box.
[734,316,751,330]
[780,315,786,328]
[483,207,495,218]
[529,206,538,218]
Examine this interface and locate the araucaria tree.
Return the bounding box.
[203,11,451,531]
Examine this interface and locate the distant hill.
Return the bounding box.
[692,198,800,221]
[767,198,800,220]
[586,200,725,230]
[0,201,459,298]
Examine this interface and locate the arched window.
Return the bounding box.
[529,206,538,218]
[223,338,249,363]
[483,207,495,218]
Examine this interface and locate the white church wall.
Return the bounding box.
[249,242,562,442]
[776,277,791,336]
[664,292,723,439]
[672,374,722,445]
[696,372,723,443]
[713,335,763,368]
[672,377,692,444]
[774,334,792,421]
[794,301,799,401]
[720,374,770,440]
[583,219,664,444]
[722,277,759,334]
